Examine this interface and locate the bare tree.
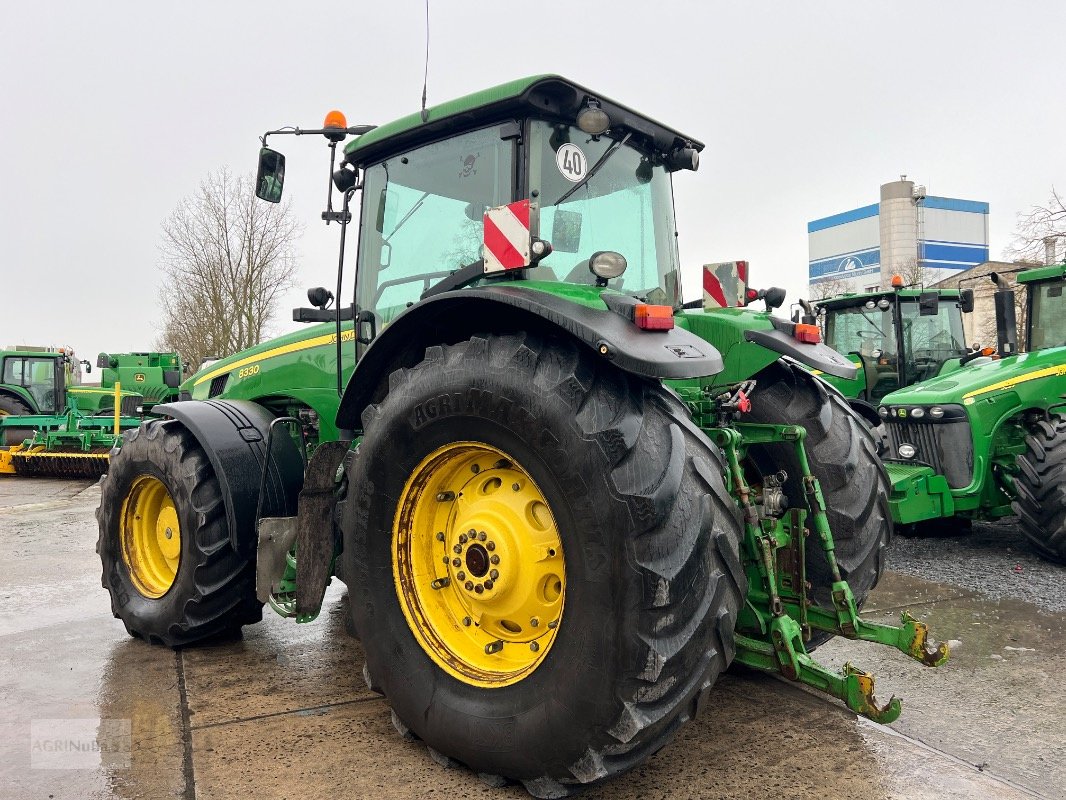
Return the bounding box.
[156,168,303,368]
[809,276,850,301]
[1006,187,1066,264]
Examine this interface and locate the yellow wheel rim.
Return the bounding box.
[120,475,182,598]
[393,442,565,688]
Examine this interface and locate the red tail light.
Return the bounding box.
[634,304,675,331]
[794,323,821,344]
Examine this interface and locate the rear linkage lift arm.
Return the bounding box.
[702,413,949,725]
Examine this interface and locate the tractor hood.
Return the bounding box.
[880,346,1066,407]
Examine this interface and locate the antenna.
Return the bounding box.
[420,0,430,123]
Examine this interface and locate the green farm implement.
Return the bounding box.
[880,265,1066,561]
[97,77,947,796]
[0,348,184,477]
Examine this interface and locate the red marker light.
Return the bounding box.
[634,304,675,330]
[745,288,759,302]
[794,323,821,344]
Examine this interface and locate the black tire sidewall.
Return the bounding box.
[345,350,650,779]
[99,422,215,642]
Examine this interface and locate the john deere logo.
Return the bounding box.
[134,373,145,382]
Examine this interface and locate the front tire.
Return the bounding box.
[1013,416,1066,564]
[96,419,263,646]
[745,362,891,637]
[343,333,746,796]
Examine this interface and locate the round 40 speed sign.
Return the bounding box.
[556,143,587,183]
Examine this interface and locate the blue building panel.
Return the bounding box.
[807,203,880,234]
[809,248,880,280]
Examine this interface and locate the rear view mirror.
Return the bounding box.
[551,209,583,253]
[255,148,286,203]
[918,291,939,316]
[959,288,975,313]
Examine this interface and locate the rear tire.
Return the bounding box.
[343,333,746,797]
[1013,416,1066,564]
[96,419,263,646]
[0,394,35,446]
[745,362,891,643]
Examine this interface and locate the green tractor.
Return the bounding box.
[880,264,1066,562]
[97,76,947,796]
[95,351,186,412]
[814,283,976,420]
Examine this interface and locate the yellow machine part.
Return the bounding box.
[10,447,111,478]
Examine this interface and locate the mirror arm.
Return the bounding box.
[260,124,376,147]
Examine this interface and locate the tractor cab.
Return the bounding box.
[0,348,77,416]
[1020,263,1066,350]
[817,283,973,401]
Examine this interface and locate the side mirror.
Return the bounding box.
[761,287,787,310]
[96,352,109,369]
[255,148,286,203]
[551,209,583,253]
[918,291,939,316]
[959,288,975,313]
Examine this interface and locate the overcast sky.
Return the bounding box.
[2,2,1062,375]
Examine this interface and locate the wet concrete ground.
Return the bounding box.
[1,477,1063,800]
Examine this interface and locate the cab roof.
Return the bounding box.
[816,288,962,310]
[342,75,703,168]
[1017,263,1066,284]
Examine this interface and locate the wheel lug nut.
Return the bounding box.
[486,542,495,551]
[465,581,474,591]
[484,580,494,590]
[436,491,455,502]
[452,558,461,568]
[458,533,467,544]
[458,571,466,581]
[530,617,539,628]
[478,531,487,541]
[468,528,477,537]
[453,544,462,554]
[435,531,445,542]
[548,620,558,629]
[529,642,539,652]
[489,569,499,580]
[474,584,484,594]
[462,616,472,626]
[512,483,520,492]
[471,464,480,474]
[442,557,449,565]
[490,554,500,564]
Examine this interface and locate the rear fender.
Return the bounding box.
[336,287,725,429]
[152,400,305,558]
[745,326,858,380]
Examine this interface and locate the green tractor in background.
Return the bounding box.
[813,283,977,423]
[0,348,185,476]
[97,76,947,797]
[880,264,1066,562]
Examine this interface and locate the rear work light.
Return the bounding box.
[794,323,820,344]
[634,304,675,331]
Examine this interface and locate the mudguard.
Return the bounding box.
[746,327,858,380]
[152,400,305,557]
[336,286,725,429]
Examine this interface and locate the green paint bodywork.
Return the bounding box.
[880,265,1066,525]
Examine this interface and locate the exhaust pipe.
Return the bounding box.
[989,272,1018,357]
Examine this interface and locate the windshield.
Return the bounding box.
[899,300,967,383]
[356,125,514,321]
[824,304,896,359]
[1,356,57,412]
[1028,279,1066,350]
[528,120,681,305]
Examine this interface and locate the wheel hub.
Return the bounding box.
[393,442,565,687]
[120,475,181,598]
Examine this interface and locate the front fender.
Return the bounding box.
[152,400,305,557]
[745,328,858,380]
[336,286,724,429]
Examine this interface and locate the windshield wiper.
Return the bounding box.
[550,132,632,207]
[385,190,430,241]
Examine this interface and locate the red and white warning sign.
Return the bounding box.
[703,260,749,310]
[483,199,532,273]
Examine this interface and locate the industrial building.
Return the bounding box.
[808,178,989,296]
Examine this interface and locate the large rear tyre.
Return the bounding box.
[745,362,891,642]
[343,333,746,797]
[1013,416,1066,564]
[0,394,35,446]
[96,419,263,646]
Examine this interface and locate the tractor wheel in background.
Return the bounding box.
[745,362,891,645]
[343,333,746,797]
[1013,416,1066,564]
[0,394,35,446]
[96,419,263,646]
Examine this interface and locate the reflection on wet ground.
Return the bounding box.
[1,480,1061,799]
